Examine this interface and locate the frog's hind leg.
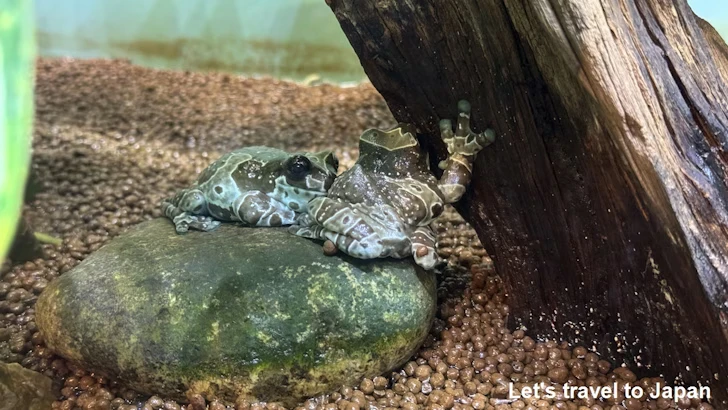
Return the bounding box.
[295,225,407,261]
[438,100,496,203]
[290,198,410,260]
[162,188,221,233]
[411,226,443,270]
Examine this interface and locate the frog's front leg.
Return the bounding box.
[411,225,443,270]
[438,100,496,203]
[290,198,410,259]
[235,191,297,226]
[162,188,221,234]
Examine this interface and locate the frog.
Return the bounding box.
[289,100,495,270]
[163,146,338,234]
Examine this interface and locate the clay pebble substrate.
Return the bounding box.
[0,58,714,410]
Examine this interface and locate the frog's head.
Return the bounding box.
[272,150,338,212]
[357,124,422,171]
[359,123,419,152]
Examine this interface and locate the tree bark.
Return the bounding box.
[328,0,728,404]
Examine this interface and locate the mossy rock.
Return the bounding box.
[36,219,436,405]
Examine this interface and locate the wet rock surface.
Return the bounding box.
[0,362,55,410]
[35,219,435,406]
[0,58,716,409]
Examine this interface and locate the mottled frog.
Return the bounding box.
[290,100,494,269]
[163,146,338,233]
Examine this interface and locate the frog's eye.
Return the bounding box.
[286,155,312,180]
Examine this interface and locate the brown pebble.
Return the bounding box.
[373,375,388,390]
[234,398,250,410]
[187,394,205,410]
[612,366,635,382]
[146,396,164,409]
[446,367,459,380]
[405,377,422,393]
[209,400,226,410]
[393,381,407,395]
[78,375,96,390]
[414,364,431,381]
[548,367,569,384]
[340,386,353,399]
[359,378,374,394]
[623,398,641,410]
[93,399,111,410]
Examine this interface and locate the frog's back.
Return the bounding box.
[196,146,288,196]
[226,146,290,167]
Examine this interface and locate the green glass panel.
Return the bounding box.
[0,0,35,264]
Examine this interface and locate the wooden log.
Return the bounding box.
[328,0,728,404]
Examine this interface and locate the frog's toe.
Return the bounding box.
[289,214,324,238]
[455,100,472,138]
[322,240,338,256]
[295,213,317,227]
[465,128,495,156]
[174,223,190,234]
[457,99,471,115]
[189,217,221,232]
[476,128,497,148]
[439,119,454,141]
[172,214,220,233]
[413,245,442,270]
[439,99,496,156]
[411,226,441,269]
[289,224,320,239]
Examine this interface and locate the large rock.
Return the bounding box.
[0,363,55,410]
[36,219,435,405]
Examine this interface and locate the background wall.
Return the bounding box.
[690,0,728,38]
[35,0,367,83]
[35,0,727,84]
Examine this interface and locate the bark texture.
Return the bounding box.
[328,0,728,403]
